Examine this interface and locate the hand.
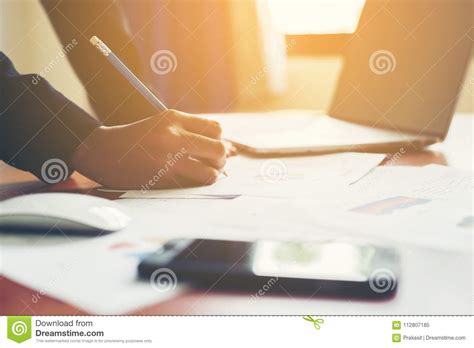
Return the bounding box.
[72,110,227,189]
[223,140,238,157]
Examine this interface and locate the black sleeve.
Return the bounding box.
[0,52,99,183]
[40,0,157,126]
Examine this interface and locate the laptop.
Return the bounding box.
[216,0,473,155]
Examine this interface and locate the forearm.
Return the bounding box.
[0,52,99,182]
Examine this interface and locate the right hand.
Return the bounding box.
[72,110,227,189]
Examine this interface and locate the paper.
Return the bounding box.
[117,164,473,251]
[2,162,470,316]
[0,232,180,314]
[350,164,472,200]
[120,152,386,199]
[292,164,474,250]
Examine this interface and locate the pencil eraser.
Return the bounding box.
[90,36,100,46]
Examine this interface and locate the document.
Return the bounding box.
[0,233,180,314]
[117,164,473,251]
[0,152,385,314]
[120,152,386,199]
[293,164,474,250]
[1,163,471,316]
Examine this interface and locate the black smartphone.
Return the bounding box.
[138,239,399,298]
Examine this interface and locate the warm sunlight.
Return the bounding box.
[1,0,473,342]
[267,0,366,34]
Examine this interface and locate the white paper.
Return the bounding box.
[117,164,473,251]
[120,152,386,199]
[292,164,474,250]
[0,232,180,314]
[2,163,470,316]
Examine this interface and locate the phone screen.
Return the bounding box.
[252,241,375,282]
[173,240,376,282]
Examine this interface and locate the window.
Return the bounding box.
[267,0,366,34]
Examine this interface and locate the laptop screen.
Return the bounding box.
[329,0,472,138]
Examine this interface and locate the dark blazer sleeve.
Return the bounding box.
[40,0,157,126]
[0,52,99,183]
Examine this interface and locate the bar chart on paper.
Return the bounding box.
[350,196,431,216]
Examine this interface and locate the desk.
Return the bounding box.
[1,115,472,315]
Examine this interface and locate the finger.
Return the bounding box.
[140,174,178,190]
[182,131,226,169]
[175,111,222,139]
[227,146,238,157]
[174,157,220,186]
[160,175,197,189]
[223,140,238,157]
[189,155,225,174]
[134,163,181,190]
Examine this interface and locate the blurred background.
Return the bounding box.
[1,0,472,117]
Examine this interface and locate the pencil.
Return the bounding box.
[89,36,228,177]
[89,36,168,111]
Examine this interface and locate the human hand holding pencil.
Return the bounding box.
[71,36,232,189]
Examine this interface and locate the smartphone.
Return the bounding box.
[138,239,399,298]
